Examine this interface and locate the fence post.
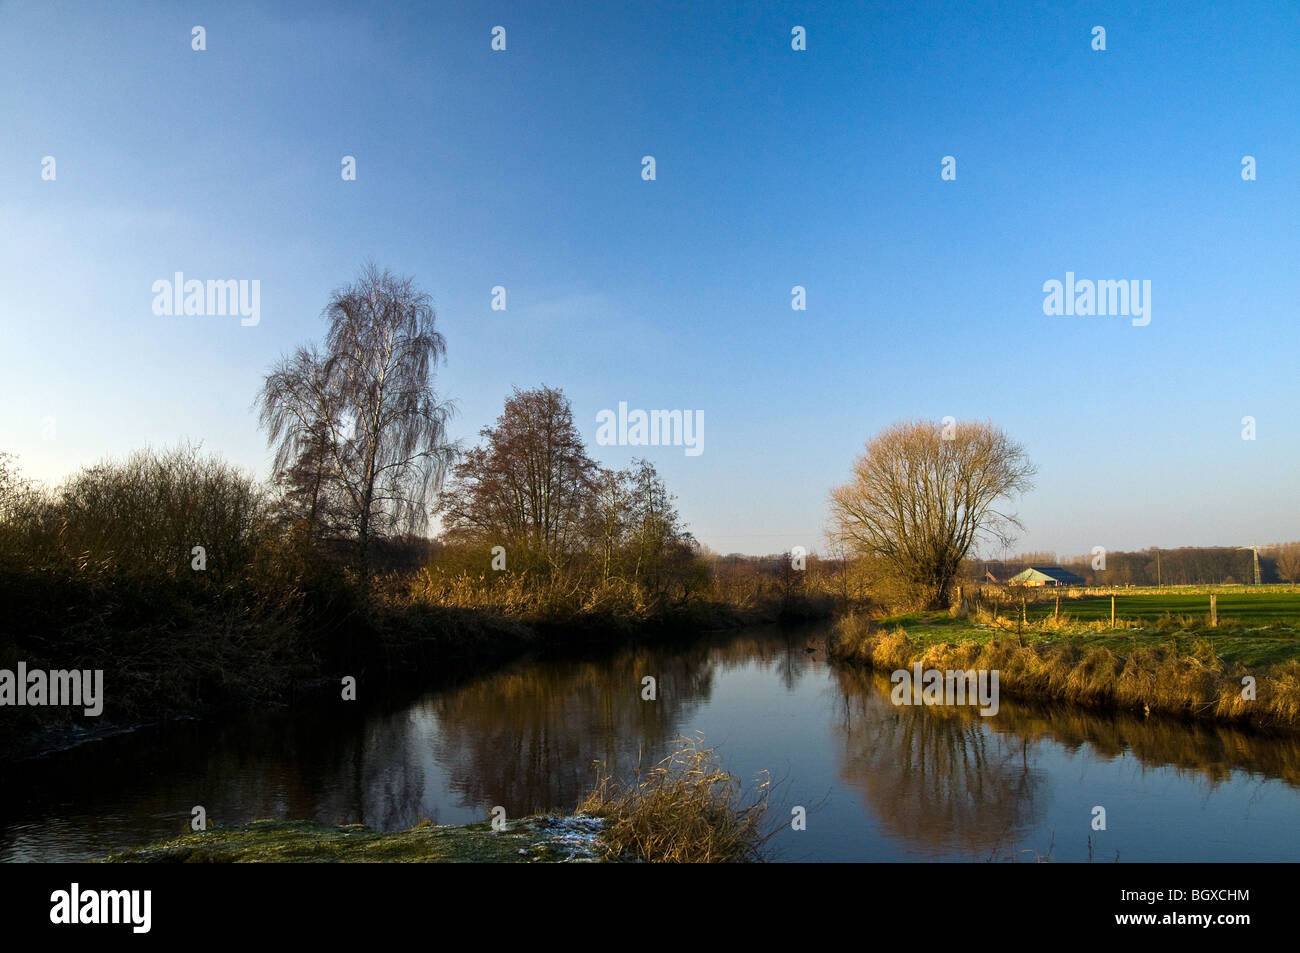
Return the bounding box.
[1210,594,1217,628]
[1111,595,1115,627]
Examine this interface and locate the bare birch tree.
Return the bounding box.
[258,263,456,569]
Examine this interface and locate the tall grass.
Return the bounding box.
[832,613,1300,729]
[400,549,844,629]
[579,734,775,862]
[402,567,653,620]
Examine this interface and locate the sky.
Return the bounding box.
[1,0,1297,558]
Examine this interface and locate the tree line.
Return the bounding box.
[1,267,729,616]
[253,263,707,607]
[978,544,1300,587]
[6,260,1290,651]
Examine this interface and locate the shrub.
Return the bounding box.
[579,734,773,862]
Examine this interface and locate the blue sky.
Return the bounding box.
[2,0,1297,557]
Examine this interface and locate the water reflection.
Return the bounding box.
[411,647,718,819]
[3,625,1299,861]
[827,665,1300,859]
[831,668,1045,855]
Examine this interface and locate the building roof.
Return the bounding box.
[1008,566,1086,585]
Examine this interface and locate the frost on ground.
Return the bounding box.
[517,813,606,862]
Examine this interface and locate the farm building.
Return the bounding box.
[1007,566,1086,587]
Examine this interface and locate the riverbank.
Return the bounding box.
[100,734,771,863]
[1,584,836,762]
[102,816,614,863]
[830,610,1300,730]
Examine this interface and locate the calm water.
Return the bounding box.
[4,622,1300,862]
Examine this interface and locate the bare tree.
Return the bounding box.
[1276,542,1300,585]
[258,263,456,569]
[0,452,30,526]
[258,346,349,537]
[828,419,1036,610]
[589,466,630,583]
[436,385,598,572]
[621,458,690,597]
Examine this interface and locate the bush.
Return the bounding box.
[579,734,774,862]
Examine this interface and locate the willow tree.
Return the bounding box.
[258,263,456,569]
[829,419,1036,609]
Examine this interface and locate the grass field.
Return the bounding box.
[867,587,1300,676]
[1020,590,1300,626]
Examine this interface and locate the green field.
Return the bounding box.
[877,588,1300,671]
[1022,590,1300,626]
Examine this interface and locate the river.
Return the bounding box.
[3,622,1299,862]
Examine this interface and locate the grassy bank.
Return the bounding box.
[1,561,835,759]
[830,608,1300,729]
[103,736,772,863]
[102,816,611,863]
